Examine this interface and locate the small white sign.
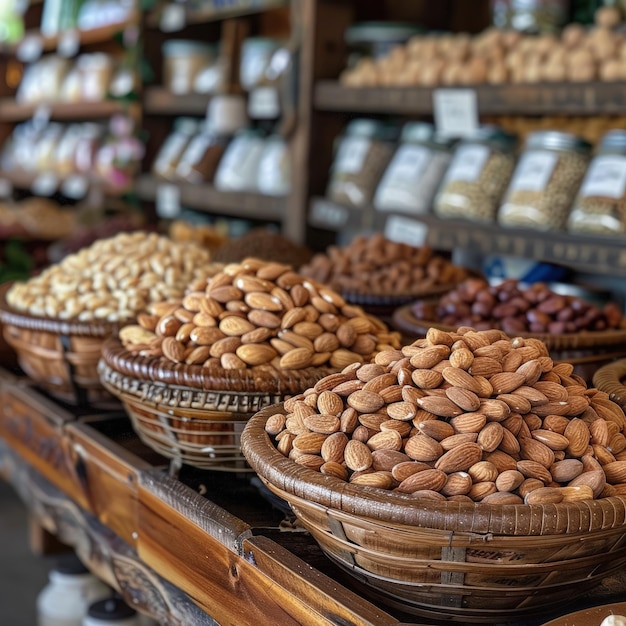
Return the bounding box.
[433,89,479,138]
[57,29,80,58]
[17,33,43,63]
[160,4,186,32]
[156,184,182,218]
[247,86,280,120]
[31,172,59,196]
[384,214,428,247]
[310,200,348,229]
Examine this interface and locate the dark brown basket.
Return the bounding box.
[593,359,626,411]
[393,304,626,382]
[99,338,332,471]
[0,283,122,407]
[241,404,626,624]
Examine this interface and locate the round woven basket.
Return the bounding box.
[99,338,333,471]
[241,404,626,624]
[393,304,626,382]
[593,359,626,412]
[0,283,122,406]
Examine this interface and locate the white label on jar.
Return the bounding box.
[444,144,489,182]
[508,150,558,192]
[334,137,371,175]
[384,214,428,247]
[579,155,626,199]
[310,200,349,229]
[383,145,431,182]
[433,89,479,138]
[248,86,280,120]
[156,184,181,218]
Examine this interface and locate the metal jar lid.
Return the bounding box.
[525,130,592,154]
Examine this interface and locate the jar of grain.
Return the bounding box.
[162,40,215,95]
[568,130,626,235]
[433,126,518,223]
[152,117,199,181]
[373,122,455,214]
[327,118,396,208]
[498,130,591,231]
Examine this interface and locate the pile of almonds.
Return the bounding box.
[299,234,470,297]
[412,277,624,335]
[266,326,626,504]
[119,257,401,371]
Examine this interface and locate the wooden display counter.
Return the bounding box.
[1,368,626,626]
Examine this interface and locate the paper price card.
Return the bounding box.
[433,89,479,138]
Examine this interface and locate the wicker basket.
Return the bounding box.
[99,338,332,471]
[0,283,122,406]
[593,359,626,411]
[392,304,626,382]
[241,404,626,624]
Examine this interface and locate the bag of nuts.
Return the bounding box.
[265,326,626,504]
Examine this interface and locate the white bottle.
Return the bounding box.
[37,555,111,626]
[83,597,141,626]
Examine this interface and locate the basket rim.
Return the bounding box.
[593,358,626,410]
[101,337,333,395]
[392,303,626,351]
[0,282,124,336]
[241,404,626,536]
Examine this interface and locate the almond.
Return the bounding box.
[219,316,256,337]
[498,427,521,456]
[482,492,523,504]
[320,461,348,480]
[531,429,570,451]
[565,418,591,457]
[440,432,478,451]
[610,433,626,454]
[468,481,497,501]
[497,393,532,414]
[417,396,463,419]
[209,284,243,303]
[480,399,511,422]
[386,401,417,422]
[435,443,483,473]
[162,337,185,363]
[468,461,499,483]
[320,431,348,463]
[449,347,474,370]
[559,485,594,502]
[603,460,626,484]
[441,471,472,496]
[235,343,277,366]
[489,372,525,394]
[371,449,411,472]
[469,356,502,378]
[279,347,314,370]
[515,359,543,386]
[534,381,568,402]
[516,460,552,484]
[404,434,443,462]
[417,420,455,441]
[317,391,344,416]
[441,366,482,394]
[303,414,341,435]
[292,432,327,454]
[449,412,487,434]
[542,415,570,435]
[512,386,549,406]
[446,387,481,412]
[589,419,610,447]
[396,468,447,494]
[330,349,363,370]
[247,310,282,330]
[550,459,584,483]
[409,345,450,369]
[477,422,504,452]
[344,439,373,472]
[411,368,444,390]
[524,486,564,505]
[350,471,394,489]
[367,430,403,452]
[568,470,605,498]
[295,454,325,470]
[495,469,525,492]
[347,390,385,413]
[520,437,555,468]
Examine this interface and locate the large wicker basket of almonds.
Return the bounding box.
[0,232,214,406]
[241,327,626,623]
[98,257,401,471]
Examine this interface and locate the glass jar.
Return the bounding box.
[373,122,455,214]
[239,37,281,91]
[176,95,248,184]
[213,128,266,192]
[82,597,140,626]
[152,117,199,181]
[326,118,396,208]
[498,130,591,231]
[162,40,215,95]
[257,135,290,196]
[78,53,114,101]
[433,126,518,223]
[568,130,626,235]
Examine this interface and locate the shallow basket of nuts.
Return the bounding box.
[99,257,401,472]
[393,277,626,382]
[0,232,215,407]
[241,327,626,623]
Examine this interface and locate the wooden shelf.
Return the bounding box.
[147,0,288,28]
[137,175,287,221]
[0,99,139,122]
[142,87,210,116]
[309,197,626,277]
[314,80,626,116]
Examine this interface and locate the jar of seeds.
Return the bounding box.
[433,126,518,223]
[568,130,626,235]
[373,121,455,214]
[327,118,396,208]
[498,130,591,231]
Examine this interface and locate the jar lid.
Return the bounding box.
[53,554,90,576]
[345,22,423,45]
[345,118,398,141]
[525,130,591,153]
[400,122,434,143]
[173,117,200,134]
[599,129,626,149]
[87,597,137,621]
[463,125,518,150]
[241,37,281,51]
[162,40,214,56]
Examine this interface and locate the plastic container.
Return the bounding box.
[433,126,518,223]
[498,130,591,231]
[213,128,266,192]
[327,118,396,208]
[257,134,290,196]
[239,37,281,91]
[568,130,626,235]
[152,117,199,181]
[162,40,215,95]
[373,122,455,214]
[37,555,110,626]
[83,596,139,626]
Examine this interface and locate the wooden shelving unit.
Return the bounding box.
[0,98,140,122]
[142,86,210,116]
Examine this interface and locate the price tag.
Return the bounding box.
[57,29,80,58]
[309,200,349,230]
[31,172,59,196]
[384,215,428,247]
[433,89,479,138]
[60,175,88,199]
[247,86,280,120]
[16,33,44,63]
[160,4,186,32]
[156,184,181,218]
[0,179,13,198]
